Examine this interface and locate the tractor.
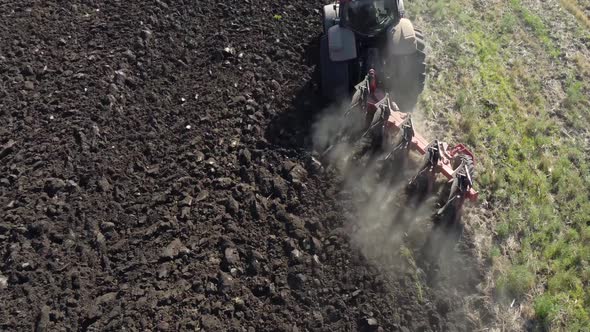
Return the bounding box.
[317,0,478,225]
[319,0,426,112]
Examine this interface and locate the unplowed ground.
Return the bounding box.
[0,1,485,331]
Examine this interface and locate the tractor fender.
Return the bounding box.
[389,18,417,56]
[328,25,357,62]
[322,4,357,62]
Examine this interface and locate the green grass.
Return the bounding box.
[534,293,559,324]
[560,0,590,30]
[509,0,561,58]
[400,245,425,302]
[496,264,536,299]
[411,0,590,329]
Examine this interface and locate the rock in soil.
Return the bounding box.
[0,275,7,289]
[160,239,189,260]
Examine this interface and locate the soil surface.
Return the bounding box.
[0,1,484,331]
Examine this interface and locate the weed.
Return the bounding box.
[490,246,501,258]
[564,76,585,109]
[496,221,510,239]
[534,294,557,323]
[496,265,535,299]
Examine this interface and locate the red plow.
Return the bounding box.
[320,69,478,224]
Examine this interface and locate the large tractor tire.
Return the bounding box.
[388,19,427,113]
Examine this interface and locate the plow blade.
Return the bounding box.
[379,96,478,220]
[384,108,478,202]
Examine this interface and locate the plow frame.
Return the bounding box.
[369,93,479,202]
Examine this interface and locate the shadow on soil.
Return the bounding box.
[264,34,324,156]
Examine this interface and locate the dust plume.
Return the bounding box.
[310,99,486,328]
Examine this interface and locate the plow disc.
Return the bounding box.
[320,71,478,224]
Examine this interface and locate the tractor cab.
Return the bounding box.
[320,0,423,110]
[339,0,403,37]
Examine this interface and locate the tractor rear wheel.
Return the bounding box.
[387,19,427,113]
[390,33,426,112]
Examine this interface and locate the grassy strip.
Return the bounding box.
[411,0,590,329]
[560,0,590,30]
[509,0,561,58]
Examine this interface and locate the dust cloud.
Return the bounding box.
[310,99,435,269]
[310,97,485,326]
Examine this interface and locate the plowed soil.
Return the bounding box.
[0,1,485,331]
